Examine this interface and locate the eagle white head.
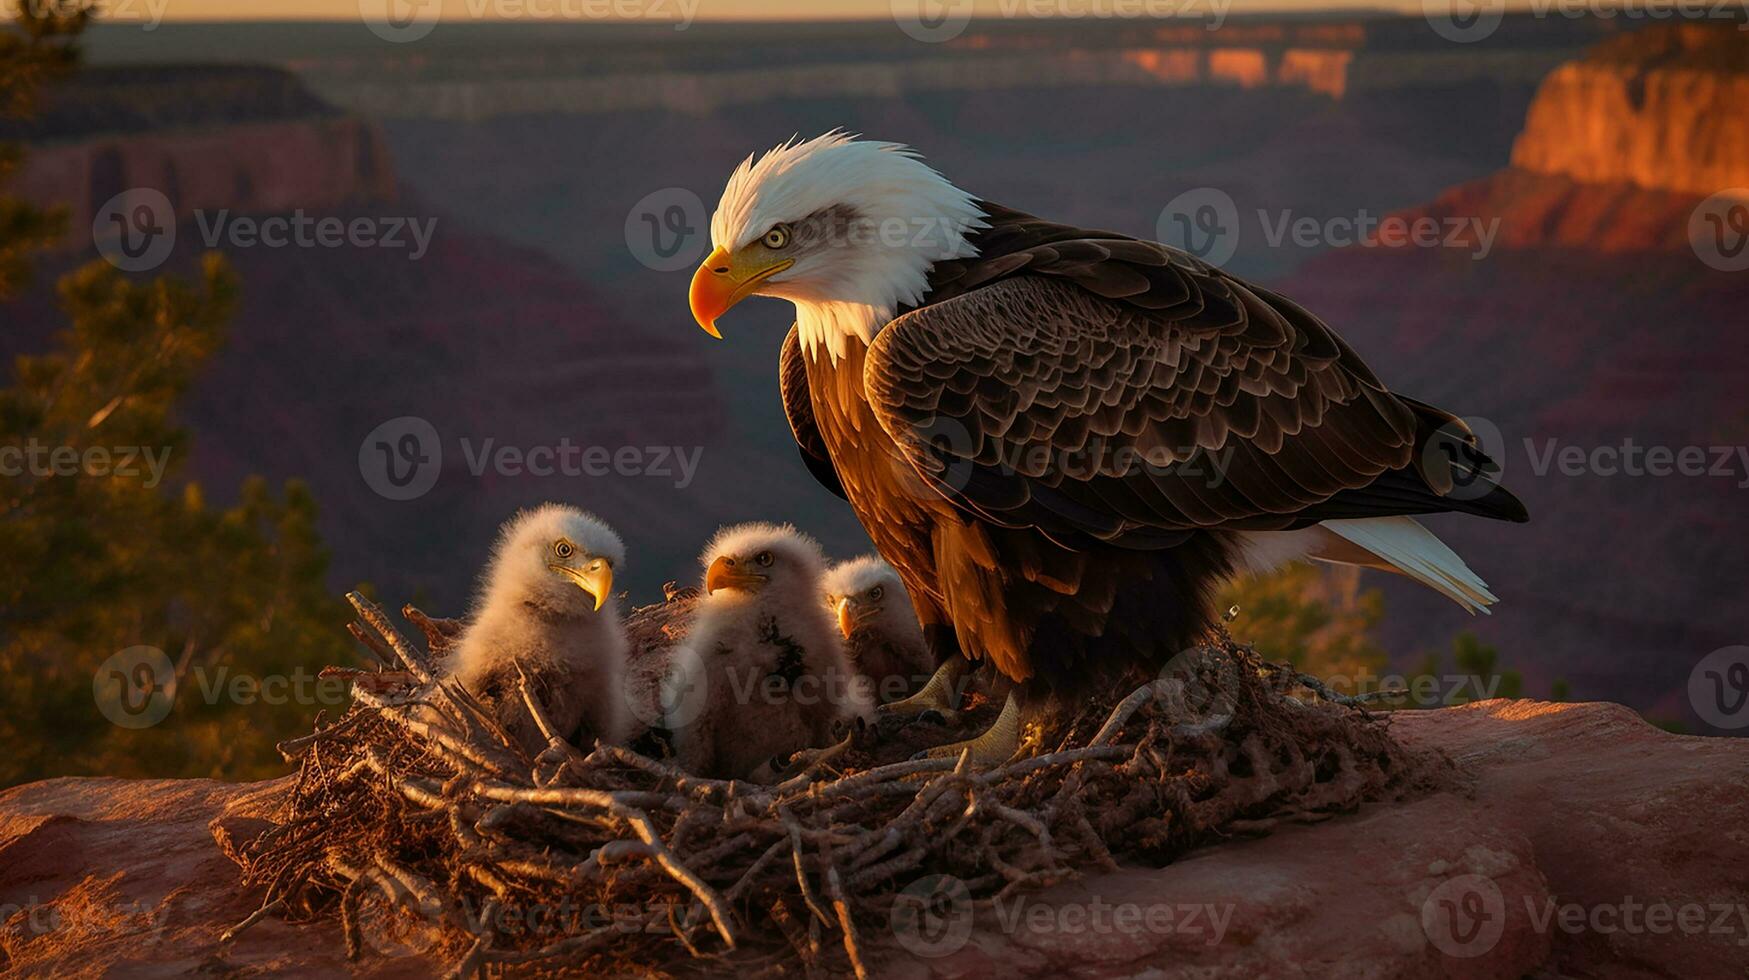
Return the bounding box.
[691,131,985,361]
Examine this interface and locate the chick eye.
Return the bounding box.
[869,585,884,601]
[762,225,791,250]
[553,540,574,559]
[755,551,774,567]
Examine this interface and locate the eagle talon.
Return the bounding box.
[876,656,969,723]
[916,692,1023,769]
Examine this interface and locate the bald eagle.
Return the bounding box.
[689,132,1527,764]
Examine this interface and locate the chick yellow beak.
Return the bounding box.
[705,555,768,595]
[836,597,856,640]
[552,561,613,612]
[836,596,876,639]
[689,245,793,339]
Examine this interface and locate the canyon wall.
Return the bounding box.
[5,67,734,610]
[1275,24,1749,725]
[287,18,1592,121]
[1510,24,1749,195]
[15,116,398,250]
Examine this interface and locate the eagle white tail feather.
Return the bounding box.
[1318,517,1497,615]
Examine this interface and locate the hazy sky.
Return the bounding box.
[154,0,1417,21]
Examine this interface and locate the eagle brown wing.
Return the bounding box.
[865,249,1523,549]
[780,324,847,500]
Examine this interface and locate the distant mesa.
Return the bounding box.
[1511,23,1749,196]
[287,16,1602,121]
[9,66,398,251]
[1276,23,1749,730]
[1369,22,1749,255]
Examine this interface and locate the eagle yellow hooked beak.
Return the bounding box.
[552,560,613,612]
[705,555,768,595]
[689,245,793,339]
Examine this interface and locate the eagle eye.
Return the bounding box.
[755,550,774,567]
[869,585,884,601]
[553,540,574,559]
[762,224,791,250]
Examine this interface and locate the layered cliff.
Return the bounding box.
[1275,24,1749,726]
[1510,23,1749,196]
[11,66,397,251]
[4,66,734,609]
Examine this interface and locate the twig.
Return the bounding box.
[347,591,438,684]
[822,858,868,980]
[219,898,285,943]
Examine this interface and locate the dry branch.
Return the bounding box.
[231,602,1447,977]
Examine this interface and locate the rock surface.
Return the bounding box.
[0,700,1743,977]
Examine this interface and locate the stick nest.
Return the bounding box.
[230,592,1449,977]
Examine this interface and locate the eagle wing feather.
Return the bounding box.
[863,244,1522,549]
[780,324,848,500]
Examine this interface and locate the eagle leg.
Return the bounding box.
[876,655,968,726]
[915,691,1024,768]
